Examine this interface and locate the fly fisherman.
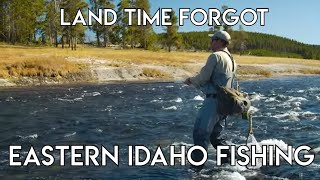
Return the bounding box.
[184,30,236,170]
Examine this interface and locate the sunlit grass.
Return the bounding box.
[140,68,171,78]
[299,69,320,74]
[237,66,272,77]
[235,55,320,66]
[0,45,85,78]
[1,44,320,80]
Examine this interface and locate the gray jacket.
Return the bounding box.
[190,47,237,95]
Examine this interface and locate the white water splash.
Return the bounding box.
[287,96,307,102]
[163,106,177,110]
[95,128,103,133]
[308,87,320,92]
[310,163,320,169]
[311,147,320,154]
[151,99,163,103]
[57,98,75,102]
[250,93,266,102]
[82,92,101,97]
[213,171,246,180]
[248,106,259,113]
[0,159,8,163]
[57,96,84,102]
[246,134,262,169]
[193,95,204,101]
[272,111,300,121]
[101,106,112,112]
[5,97,14,102]
[259,139,289,151]
[64,132,76,138]
[18,134,38,139]
[171,141,194,147]
[74,97,83,101]
[265,97,277,103]
[171,98,182,103]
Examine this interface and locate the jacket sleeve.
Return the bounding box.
[190,54,218,88]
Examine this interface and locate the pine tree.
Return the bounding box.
[90,0,115,47]
[0,0,10,42]
[163,10,181,52]
[44,0,60,47]
[100,0,115,47]
[0,0,45,44]
[238,25,248,55]
[134,0,154,49]
[116,0,131,48]
[60,0,88,50]
[222,5,232,32]
[90,0,102,47]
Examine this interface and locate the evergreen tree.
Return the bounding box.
[60,0,88,50]
[163,10,181,52]
[222,5,232,32]
[116,0,131,48]
[210,10,221,33]
[100,0,115,47]
[44,0,60,47]
[90,0,114,47]
[0,0,10,42]
[134,0,154,49]
[0,0,45,44]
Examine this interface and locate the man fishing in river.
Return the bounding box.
[184,30,236,170]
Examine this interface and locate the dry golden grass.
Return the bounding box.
[0,45,85,78]
[299,69,320,74]
[140,68,171,78]
[1,44,320,80]
[234,55,320,66]
[2,44,320,66]
[0,44,204,65]
[0,57,84,79]
[237,66,272,77]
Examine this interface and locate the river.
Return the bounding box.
[0,76,320,179]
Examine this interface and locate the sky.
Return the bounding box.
[148,0,320,45]
[87,0,320,45]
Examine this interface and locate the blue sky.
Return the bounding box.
[87,0,320,45]
[148,0,320,45]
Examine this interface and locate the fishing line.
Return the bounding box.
[245,113,263,170]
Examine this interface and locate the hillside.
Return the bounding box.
[178,31,320,60]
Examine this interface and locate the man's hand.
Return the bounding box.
[184,78,192,85]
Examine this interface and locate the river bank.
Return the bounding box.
[0,62,318,87]
[1,46,320,87]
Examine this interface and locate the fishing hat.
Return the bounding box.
[209,30,231,44]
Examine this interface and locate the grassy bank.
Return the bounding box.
[1,44,320,86]
[0,45,86,79]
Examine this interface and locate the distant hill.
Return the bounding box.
[178,31,320,60]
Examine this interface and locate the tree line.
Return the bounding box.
[179,30,320,60]
[0,0,178,51]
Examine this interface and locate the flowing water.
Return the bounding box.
[0,76,320,179]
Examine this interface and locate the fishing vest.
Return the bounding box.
[213,51,251,116]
